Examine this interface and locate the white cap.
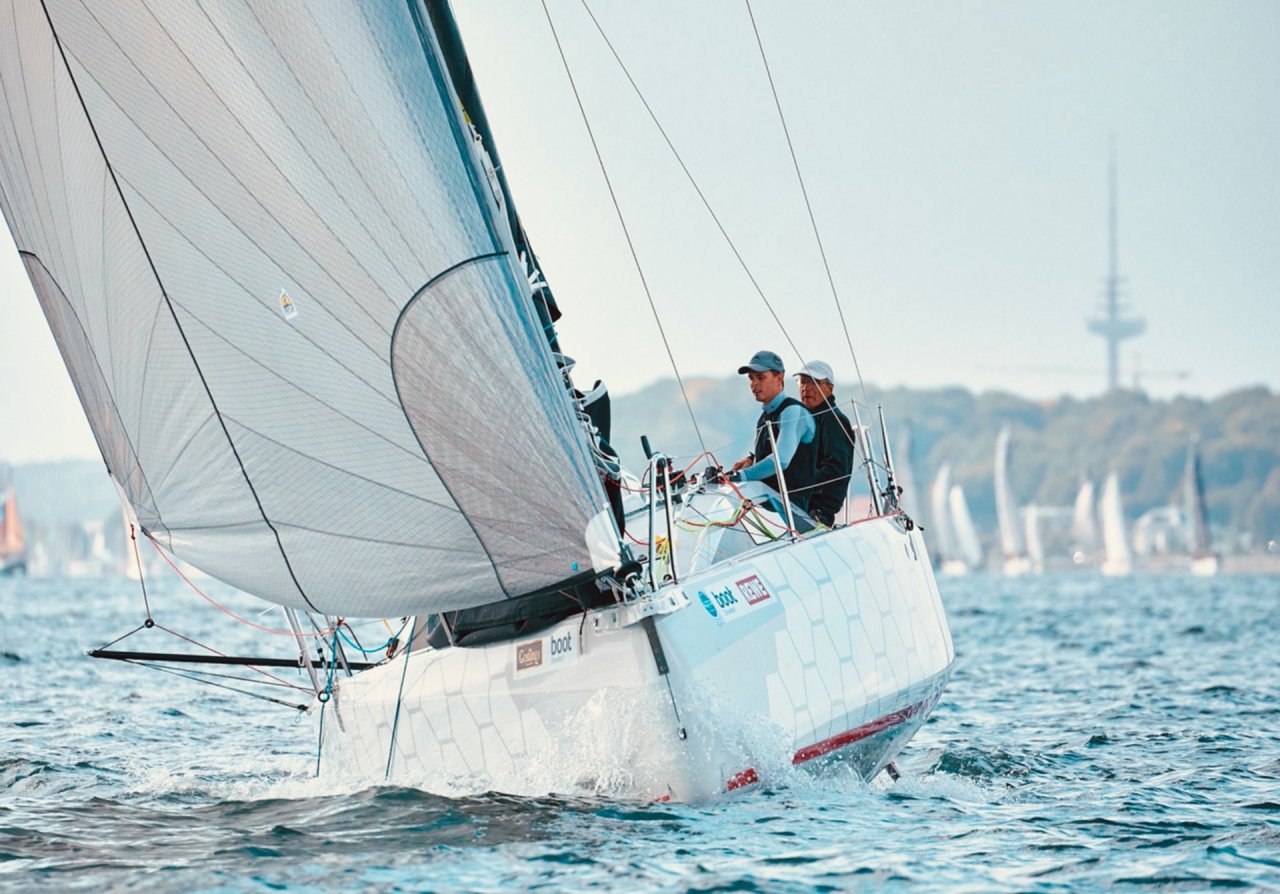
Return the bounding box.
[794,360,835,384]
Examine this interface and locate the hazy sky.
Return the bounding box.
[2,0,1277,463]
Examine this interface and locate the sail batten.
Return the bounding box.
[1,0,617,615]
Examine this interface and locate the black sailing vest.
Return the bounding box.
[752,396,818,510]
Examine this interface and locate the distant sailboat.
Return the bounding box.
[0,475,27,577]
[930,464,966,575]
[1071,479,1099,566]
[1183,439,1218,576]
[994,426,1031,576]
[1023,504,1045,574]
[894,422,921,525]
[1099,471,1132,576]
[948,485,984,571]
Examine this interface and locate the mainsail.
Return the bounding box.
[0,0,618,616]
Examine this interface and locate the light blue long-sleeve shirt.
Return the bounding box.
[738,392,815,483]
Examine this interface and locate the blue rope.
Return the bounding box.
[336,618,407,656]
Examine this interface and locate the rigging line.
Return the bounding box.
[131,660,307,711]
[576,0,804,366]
[95,622,148,653]
[384,616,417,780]
[37,1,320,614]
[744,1,868,407]
[129,523,151,620]
[149,620,304,690]
[541,0,707,455]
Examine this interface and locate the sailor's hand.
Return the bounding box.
[730,457,752,472]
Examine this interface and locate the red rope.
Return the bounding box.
[146,534,335,637]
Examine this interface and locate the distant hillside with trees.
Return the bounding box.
[611,380,1280,551]
[8,384,1278,552]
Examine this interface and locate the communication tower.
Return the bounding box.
[1087,140,1145,392]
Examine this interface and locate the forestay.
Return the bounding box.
[0,0,617,615]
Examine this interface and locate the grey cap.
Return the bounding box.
[737,350,785,375]
[794,360,835,384]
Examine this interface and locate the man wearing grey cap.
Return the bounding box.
[726,350,817,512]
[794,361,856,527]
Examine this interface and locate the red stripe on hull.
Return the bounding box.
[723,698,928,791]
[791,701,922,765]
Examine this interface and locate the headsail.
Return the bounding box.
[0,0,616,615]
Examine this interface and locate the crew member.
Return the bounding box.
[728,350,817,510]
[793,360,855,526]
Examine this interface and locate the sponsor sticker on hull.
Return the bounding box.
[514,627,578,676]
[694,572,775,624]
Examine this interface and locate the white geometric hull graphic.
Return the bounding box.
[316,517,954,801]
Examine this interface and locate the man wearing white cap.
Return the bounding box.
[726,350,817,512]
[794,360,856,526]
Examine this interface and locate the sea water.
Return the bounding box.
[2,572,1278,891]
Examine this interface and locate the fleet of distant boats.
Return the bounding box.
[0,430,1249,581]
[0,473,26,576]
[924,426,1222,577]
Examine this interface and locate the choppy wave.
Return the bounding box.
[2,574,1279,890]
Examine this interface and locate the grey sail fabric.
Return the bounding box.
[0,0,616,615]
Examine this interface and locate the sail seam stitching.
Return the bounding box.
[85,0,399,336]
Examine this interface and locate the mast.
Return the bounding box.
[423,0,563,350]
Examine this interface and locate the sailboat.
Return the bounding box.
[1071,478,1099,566]
[1182,439,1218,576]
[994,426,1031,576]
[1023,504,1045,575]
[1099,471,1133,576]
[0,476,27,577]
[0,1,953,800]
[929,463,965,576]
[948,485,984,572]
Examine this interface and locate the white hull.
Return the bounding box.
[939,558,970,577]
[1190,555,1219,577]
[317,517,954,801]
[1002,555,1032,577]
[1100,556,1132,577]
